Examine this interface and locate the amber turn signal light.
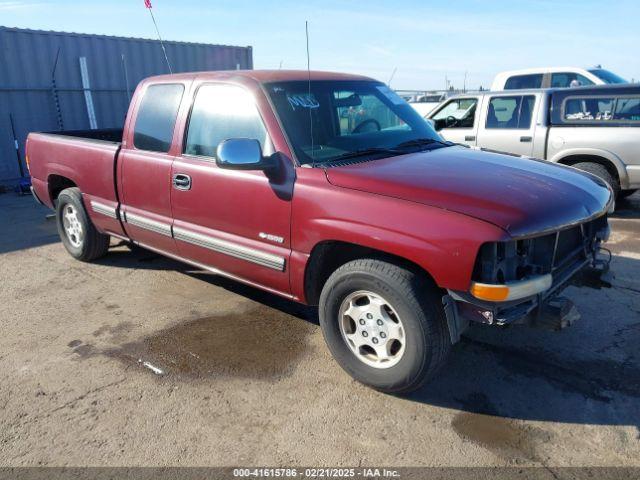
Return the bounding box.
[470,274,553,302]
[470,283,510,302]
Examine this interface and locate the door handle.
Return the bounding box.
[520,136,532,143]
[465,135,476,141]
[172,173,191,191]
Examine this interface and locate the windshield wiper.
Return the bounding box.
[324,147,404,163]
[394,138,453,150]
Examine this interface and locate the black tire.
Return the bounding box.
[319,258,450,394]
[572,162,620,199]
[619,189,637,199]
[55,187,110,261]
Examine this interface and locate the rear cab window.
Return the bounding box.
[133,84,184,152]
[504,74,543,90]
[486,95,536,129]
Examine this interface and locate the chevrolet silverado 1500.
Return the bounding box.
[27,71,612,393]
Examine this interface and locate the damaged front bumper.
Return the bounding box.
[443,218,612,344]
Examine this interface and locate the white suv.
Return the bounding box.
[491,67,628,90]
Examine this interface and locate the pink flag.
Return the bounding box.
[144,0,152,8]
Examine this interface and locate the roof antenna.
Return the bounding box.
[306,21,315,167]
[387,67,397,87]
[144,0,173,74]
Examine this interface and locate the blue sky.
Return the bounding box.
[1,0,639,89]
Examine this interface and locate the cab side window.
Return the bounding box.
[431,98,478,129]
[133,84,184,152]
[551,72,595,88]
[486,95,535,129]
[185,84,268,158]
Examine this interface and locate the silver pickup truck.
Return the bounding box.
[428,85,640,198]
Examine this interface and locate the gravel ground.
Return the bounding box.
[0,191,638,468]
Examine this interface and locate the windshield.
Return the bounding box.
[588,69,628,84]
[265,80,444,165]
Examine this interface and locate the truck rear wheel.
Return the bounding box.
[56,187,110,261]
[572,162,620,199]
[319,258,450,394]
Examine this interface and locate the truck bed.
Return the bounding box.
[27,128,127,238]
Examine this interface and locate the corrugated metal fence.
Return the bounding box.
[0,26,253,187]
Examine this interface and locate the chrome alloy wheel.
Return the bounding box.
[62,204,84,248]
[338,290,406,369]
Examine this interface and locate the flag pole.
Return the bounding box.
[144,1,172,74]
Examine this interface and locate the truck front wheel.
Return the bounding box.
[56,187,110,261]
[319,258,450,394]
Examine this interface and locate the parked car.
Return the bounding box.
[428,84,640,198]
[27,70,612,393]
[491,66,628,90]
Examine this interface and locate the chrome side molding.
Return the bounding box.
[123,212,172,237]
[118,209,286,271]
[90,201,118,219]
[173,226,285,271]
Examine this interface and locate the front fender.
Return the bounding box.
[290,169,508,299]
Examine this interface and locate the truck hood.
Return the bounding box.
[325,146,612,237]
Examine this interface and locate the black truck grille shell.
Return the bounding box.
[473,215,607,285]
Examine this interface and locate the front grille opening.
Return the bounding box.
[555,226,583,264]
[516,265,529,279]
[472,216,606,284]
[516,239,528,257]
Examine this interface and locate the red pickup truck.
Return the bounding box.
[27,70,612,393]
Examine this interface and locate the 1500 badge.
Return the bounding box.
[259,232,284,244]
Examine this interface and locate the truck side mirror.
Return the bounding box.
[216,138,272,171]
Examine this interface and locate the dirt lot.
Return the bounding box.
[0,191,639,468]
